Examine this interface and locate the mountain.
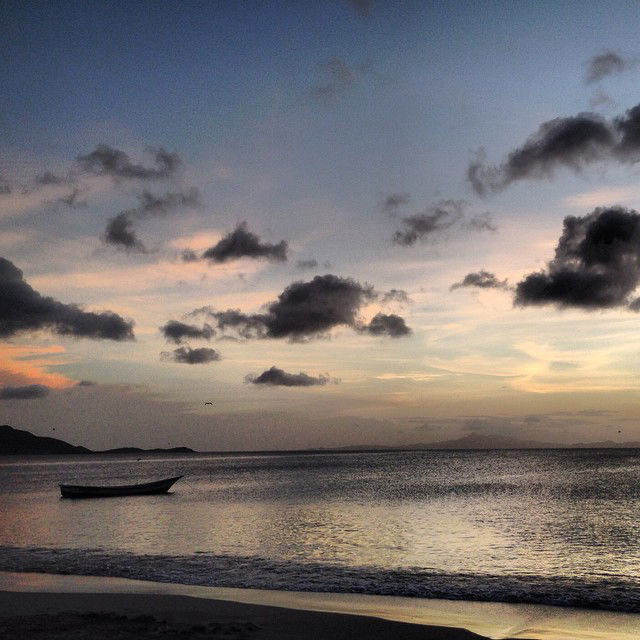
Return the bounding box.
[0,424,91,455]
[332,433,640,450]
[0,425,195,455]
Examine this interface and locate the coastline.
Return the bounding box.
[2,572,640,640]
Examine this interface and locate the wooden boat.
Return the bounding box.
[59,475,183,499]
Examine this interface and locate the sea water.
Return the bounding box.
[1,449,639,612]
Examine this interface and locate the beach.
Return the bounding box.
[2,572,640,640]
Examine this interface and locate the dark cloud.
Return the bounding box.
[392,200,495,245]
[515,206,640,310]
[0,257,134,340]
[190,274,411,341]
[77,144,181,180]
[380,192,411,216]
[0,384,50,400]
[245,366,330,387]
[450,270,509,291]
[586,51,629,83]
[296,259,319,270]
[104,212,147,252]
[362,313,412,337]
[103,188,200,252]
[161,346,221,364]
[76,380,96,387]
[612,104,640,161]
[469,102,640,195]
[201,222,288,263]
[160,320,215,344]
[469,116,614,195]
[311,57,356,100]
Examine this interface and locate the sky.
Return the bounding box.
[2,0,640,450]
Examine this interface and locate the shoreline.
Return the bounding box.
[2,572,640,640]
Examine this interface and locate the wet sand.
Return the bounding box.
[1,572,639,640]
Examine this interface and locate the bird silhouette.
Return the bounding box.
[204,401,213,405]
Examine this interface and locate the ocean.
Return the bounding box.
[1,449,639,612]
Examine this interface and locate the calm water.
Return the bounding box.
[1,449,639,611]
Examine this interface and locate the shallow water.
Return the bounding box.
[1,449,639,611]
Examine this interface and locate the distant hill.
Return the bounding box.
[332,433,640,451]
[0,425,195,456]
[0,424,91,455]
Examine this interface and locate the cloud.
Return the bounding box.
[160,320,215,344]
[76,380,96,386]
[380,289,411,304]
[104,212,147,252]
[0,384,49,400]
[103,188,201,252]
[201,222,288,263]
[380,192,411,216]
[586,51,629,83]
[296,259,319,270]
[392,200,495,245]
[0,257,134,340]
[450,270,510,291]
[346,0,371,17]
[35,172,69,185]
[311,57,357,100]
[515,206,640,310]
[469,102,640,194]
[77,144,181,180]
[245,366,330,387]
[181,249,199,263]
[361,313,412,337]
[188,274,411,341]
[161,346,221,364]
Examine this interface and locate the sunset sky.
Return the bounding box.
[3,1,640,450]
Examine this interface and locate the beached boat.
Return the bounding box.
[59,475,183,499]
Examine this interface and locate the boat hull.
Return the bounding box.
[59,475,183,499]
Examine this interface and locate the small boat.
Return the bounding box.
[59,475,183,499]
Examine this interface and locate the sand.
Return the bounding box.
[1,572,640,640]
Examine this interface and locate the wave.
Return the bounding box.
[1,545,639,613]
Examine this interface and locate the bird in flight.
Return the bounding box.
[204,401,213,405]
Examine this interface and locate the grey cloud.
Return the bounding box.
[296,259,319,270]
[0,384,50,400]
[392,200,494,245]
[381,192,411,216]
[245,366,330,387]
[76,380,97,387]
[161,346,221,364]
[586,51,629,83]
[160,320,215,344]
[35,172,69,185]
[362,313,412,337]
[515,206,640,310]
[104,188,200,252]
[381,289,411,304]
[181,249,199,263]
[0,257,134,340]
[55,188,86,209]
[201,222,288,263]
[77,144,181,180]
[189,274,410,341]
[311,57,356,100]
[450,270,509,291]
